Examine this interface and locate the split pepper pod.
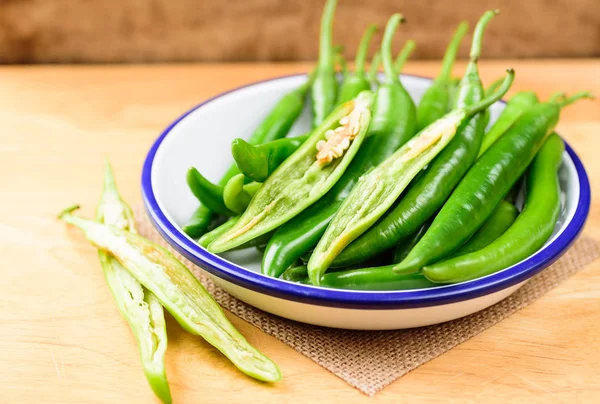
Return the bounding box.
[307,67,516,285]
[96,162,171,404]
[395,92,593,274]
[183,75,312,237]
[261,14,417,278]
[208,91,374,253]
[334,10,499,268]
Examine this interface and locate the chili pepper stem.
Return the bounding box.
[368,51,382,84]
[355,24,378,76]
[382,14,407,83]
[469,10,499,62]
[438,21,469,82]
[394,39,416,74]
[318,0,338,71]
[557,91,594,108]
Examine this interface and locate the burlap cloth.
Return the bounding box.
[136,207,600,396]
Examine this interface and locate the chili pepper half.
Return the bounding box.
[96,161,171,404]
[334,10,499,267]
[337,24,378,105]
[183,74,313,237]
[261,15,417,278]
[416,21,469,131]
[208,91,374,253]
[422,134,564,283]
[308,68,515,284]
[395,92,592,274]
[311,0,339,127]
[59,206,281,383]
[478,90,539,156]
[231,135,309,183]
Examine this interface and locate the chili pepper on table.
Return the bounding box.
[59,206,281,383]
[307,68,515,285]
[416,21,469,131]
[207,91,374,253]
[337,24,378,104]
[395,91,593,274]
[261,14,417,278]
[231,135,309,183]
[478,90,539,156]
[311,0,339,127]
[96,161,171,404]
[183,74,313,237]
[422,134,564,283]
[446,199,518,259]
[333,10,499,268]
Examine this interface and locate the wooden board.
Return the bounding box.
[0,61,599,403]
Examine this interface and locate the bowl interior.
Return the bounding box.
[150,74,578,282]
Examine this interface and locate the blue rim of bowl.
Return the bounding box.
[142,73,591,310]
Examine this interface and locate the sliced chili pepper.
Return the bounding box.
[337,24,378,105]
[261,15,417,278]
[59,206,281,383]
[308,68,515,285]
[231,135,308,183]
[395,92,593,274]
[416,21,469,131]
[334,10,499,268]
[311,0,339,127]
[96,161,171,404]
[478,90,539,156]
[198,216,240,248]
[208,91,374,253]
[446,199,518,258]
[422,134,564,283]
[182,74,313,237]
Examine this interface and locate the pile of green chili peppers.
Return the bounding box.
[191,2,592,293]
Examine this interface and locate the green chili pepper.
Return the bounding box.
[416,21,469,131]
[368,51,382,86]
[208,91,374,253]
[59,206,281,383]
[96,162,171,404]
[337,24,378,105]
[182,75,313,237]
[186,167,235,216]
[231,135,309,183]
[422,134,564,283]
[222,174,261,214]
[392,220,432,264]
[307,68,515,285]
[311,0,339,127]
[261,15,417,278]
[334,10,499,268]
[281,264,436,291]
[395,92,592,274]
[478,90,540,156]
[394,39,416,73]
[447,200,518,258]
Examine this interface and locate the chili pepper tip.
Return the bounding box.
[58,204,81,219]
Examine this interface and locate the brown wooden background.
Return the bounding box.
[0,0,598,64]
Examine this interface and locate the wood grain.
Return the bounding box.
[0,0,598,63]
[0,61,599,403]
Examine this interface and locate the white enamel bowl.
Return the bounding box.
[142,74,590,330]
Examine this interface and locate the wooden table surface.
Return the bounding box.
[1,60,599,403]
